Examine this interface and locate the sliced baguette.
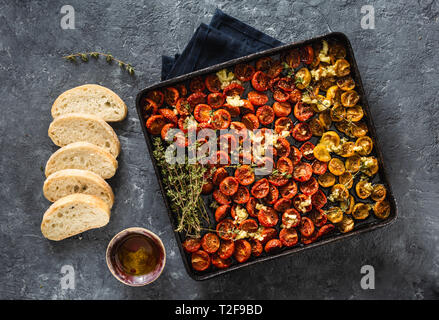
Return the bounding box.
[51,84,127,122]
[45,142,118,179]
[48,113,120,157]
[43,169,114,208]
[41,194,111,241]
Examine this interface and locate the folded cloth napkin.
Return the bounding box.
[161,9,284,81]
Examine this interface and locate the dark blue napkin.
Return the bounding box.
[161,9,284,81]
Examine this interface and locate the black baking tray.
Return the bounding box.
[135,32,398,280]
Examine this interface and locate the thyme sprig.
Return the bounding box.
[62,52,135,75]
[152,138,211,237]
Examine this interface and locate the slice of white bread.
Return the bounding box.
[45,142,118,179]
[41,194,111,241]
[51,84,127,122]
[43,169,115,208]
[48,113,120,157]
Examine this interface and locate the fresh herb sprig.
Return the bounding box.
[63,52,135,75]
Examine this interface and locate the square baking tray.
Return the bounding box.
[135,32,398,280]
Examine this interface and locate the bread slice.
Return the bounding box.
[41,194,111,241]
[45,142,118,179]
[51,84,127,122]
[48,113,120,157]
[43,169,114,208]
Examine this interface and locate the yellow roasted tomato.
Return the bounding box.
[313,143,331,162]
[341,90,359,107]
[334,59,350,77]
[337,141,356,158]
[328,158,346,176]
[352,203,370,220]
[309,118,325,136]
[318,171,336,188]
[326,85,339,102]
[326,206,343,223]
[339,172,354,189]
[337,214,354,233]
[360,156,379,176]
[319,110,332,130]
[346,105,364,122]
[321,131,340,148]
[336,76,355,91]
[319,77,336,91]
[350,121,368,137]
[345,155,361,173]
[373,200,391,219]
[371,184,387,202]
[354,136,373,156]
[295,68,311,89]
[329,184,349,201]
[329,42,347,60]
[330,104,346,122]
[340,195,355,214]
[355,180,373,199]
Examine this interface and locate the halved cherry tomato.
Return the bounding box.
[273,101,292,117]
[250,239,263,257]
[187,91,207,107]
[274,117,293,133]
[219,133,238,152]
[211,253,232,269]
[300,46,314,65]
[312,160,328,175]
[212,109,231,130]
[160,123,175,141]
[222,103,240,118]
[299,216,315,237]
[274,137,291,158]
[277,157,293,175]
[191,250,210,271]
[252,71,270,91]
[213,189,231,205]
[279,180,298,199]
[193,104,212,123]
[268,171,289,187]
[300,177,319,196]
[212,167,228,186]
[219,177,239,196]
[285,48,301,68]
[205,74,221,92]
[240,99,255,115]
[176,84,187,97]
[158,108,178,124]
[265,239,282,253]
[216,219,236,240]
[143,98,158,117]
[234,239,251,263]
[201,233,220,253]
[248,91,268,106]
[263,184,279,204]
[277,77,295,92]
[239,219,259,233]
[267,60,283,78]
[251,179,270,199]
[317,224,335,238]
[293,194,312,213]
[294,102,314,122]
[215,204,231,222]
[274,197,292,212]
[300,141,315,161]
[235,165,255,186]
[223,83,245,97]
[233,186,250,204]
[256,57,273,71]
[246,197,258,217]
[242,113,260,130]
[279,228,299,247]
[256,105,275,125]
[189,76,206,93]
[292,122,312,141]
[311,190,327,209]
[202,181,214,195]
[182,238,201,253]
[308,208,327,228]
[207,92,225,108]
[289,146,302,165]
[282,208,301,228]
[235,63,255,81]
[146,90,164,107]
[146,115,167,135]
[288,89,303,103]
[217,240,235,259]
[273,90,290,102]
[258,207,279,227]
[164,87,180,106]
[175,97,193,116]
[293,162,313,182]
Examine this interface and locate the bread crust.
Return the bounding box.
[41,194,111,241]
[51,84,127,122]
[43,169,115,208]
[48,113,121,157]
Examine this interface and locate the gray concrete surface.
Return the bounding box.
[0,0,438,299]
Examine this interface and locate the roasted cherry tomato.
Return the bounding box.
[202,180,214,195]
[207,92,225,109]
[293,162,313,182]
[279,180,298,199]
[292,122,312,141]
[233,186,250,204]
[146,115,167,135]
[337,215,354,233]
[212,109,231,130]
[160,123,175,141]
[215,204,231,222]
[265,239,283,253]
[289,146,302,165]
[211,253,232,269]
[251,178,270,199]
[285,48,301,68]
[146,90,164,107]
[256,105,275,125]
[299,216,315,237]
[371,184,387,202]
[267,61,284,78]
[295,68,311,89]
[176,84,188,97]
[219,176,239,196]
[273,101,292,117]
[311,189,327,209]
[193,104,212,123]
[288,89,303,103]
[216,219,236,240]
[258,206,279,227]
[189,76,206,93]
[205,74,222,92]
[250,239,263,257]
[142,98,158,118]
[274,117,293,134]
[191,250,210,271]
[233,239,252,263]
[213,189,231,205]
[317,224,335,238]
[240,99,255,115]
[212,167,228,186]
[279,228,299,247]
[239,219,259,233]
[318,171,336,188]
[259,227,278,244]
[373,200,391,219]
[294,102,314,122]
[277,77,295,92]
[256,57,273,71]
[282,208,301,229]
[217,239,235,259]
[274,137,291,158]
[300,177,319,196]
[246,197,258,217]
[242,113,260,130]
[352,203,370,220]
[223,83,245,97]
[248,91,268,106]
[300,142,315,161]
[251,71,270,91]
[293,194,312,213]
[235,63,255,81]
[263,184,279,204]
[300,45,314,65]
[158,108,178,124]
[201,233,220,253]
[182,238,201,253]
[187,91,207,107]
[328,157,346,176]
[309,208,328,228]
[312,159,328,175]
[235,165,255,186]
[273,197,292,212]
[326,206,343,223]
[273,90,290,103]
[164,87,180,106]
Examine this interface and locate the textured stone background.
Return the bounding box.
[0,0,438,299]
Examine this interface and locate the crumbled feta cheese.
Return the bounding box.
[297,198,311,213]
[361,157,374,168]
[216,69,242,89]
[234,205,248,223]
[353,145,363,152]
[226,95,244,107]
[318,40,330,63]
[255,203,268,211]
